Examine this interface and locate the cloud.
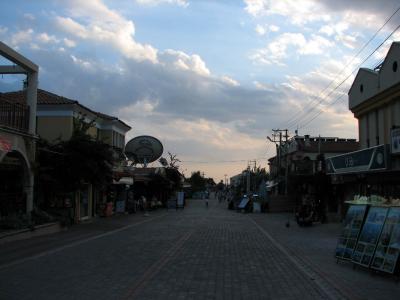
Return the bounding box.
[23,13,35,21]
[319,21,359,49]
[63,38,76,48]
[298,34,333,55]
[269,25,280,32]
[244,0,399,28]
[255,24,280,36]
[0,0,367,180]
[10,28,34,47]
[55,0,158,63]
[136,0,189,7]
[0,26,7,35]
[37,32,59,44]
[244,0,269,17]
[159,49,210,76]
[255,24,266,36]
[244,0,331,25]
[221,76,239,86]
[251,32,333,65]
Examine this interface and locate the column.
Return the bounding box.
[26,71,38,135]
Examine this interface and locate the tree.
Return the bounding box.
[36,117,115,193]
[188,171,207,192]
[206,177,216,186]
[167,152,181,170]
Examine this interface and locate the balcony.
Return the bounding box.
[0,99,29,133]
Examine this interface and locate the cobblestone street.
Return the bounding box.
[0,198,399,300]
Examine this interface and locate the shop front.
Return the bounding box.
[0,132,34,229]
[326,144,400,219]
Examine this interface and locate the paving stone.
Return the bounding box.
[1,198,396,299]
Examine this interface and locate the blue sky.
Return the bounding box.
[1,0,400,181]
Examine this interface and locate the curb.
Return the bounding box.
[0,222,63,244]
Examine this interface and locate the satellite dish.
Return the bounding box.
[125,135,163,165]
[159,157,168,167]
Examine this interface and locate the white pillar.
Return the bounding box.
[26,71,37,221]
[26,71,38,135]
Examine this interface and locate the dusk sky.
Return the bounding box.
[1,0,400,181]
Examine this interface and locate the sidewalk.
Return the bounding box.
[0,209,167,267]
[250,212,400,300]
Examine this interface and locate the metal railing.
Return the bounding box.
[0,99,30,132]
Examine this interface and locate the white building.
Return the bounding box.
[326,41,400,210]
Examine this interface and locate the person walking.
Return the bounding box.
[141,195,149,216]
[203,192,209,208]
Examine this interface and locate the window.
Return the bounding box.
[360,84,364,93]
[393,61,398,72]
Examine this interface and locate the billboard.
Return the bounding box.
[326,145,387,174]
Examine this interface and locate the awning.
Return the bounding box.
[113,177,133,185]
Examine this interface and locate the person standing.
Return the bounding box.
[204,193,209,208]
[141,195,149,216]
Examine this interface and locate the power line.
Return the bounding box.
[181,157,269,164]
[289,22,400,131]
[279,5,400,130]
[283,6,400,129]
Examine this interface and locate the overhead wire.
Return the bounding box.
[295,22,400,130]
[279,5,400,131]
[178,7,400,170]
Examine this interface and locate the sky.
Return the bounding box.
[1,0,400,182]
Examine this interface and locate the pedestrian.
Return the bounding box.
[204,194,209,208]
[141,195,149,216]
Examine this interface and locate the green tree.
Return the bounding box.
[188,171,207,192]
[36,117,114,193]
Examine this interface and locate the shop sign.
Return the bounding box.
[0,136,12,152]
[326,145,387,174]
[0,135,12,161]
[391,128,400,155]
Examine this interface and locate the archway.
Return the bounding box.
[0,150,30,226]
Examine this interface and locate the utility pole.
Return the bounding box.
[268,129,289,194]
[246,165,251,195]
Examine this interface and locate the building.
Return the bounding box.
[0,42,38,228]
[230,173,245,188]
[2,89,131,223]
[326,41,400,215]
[268,135,359,218]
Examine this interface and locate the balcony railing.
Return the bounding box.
[0,99,29,132]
